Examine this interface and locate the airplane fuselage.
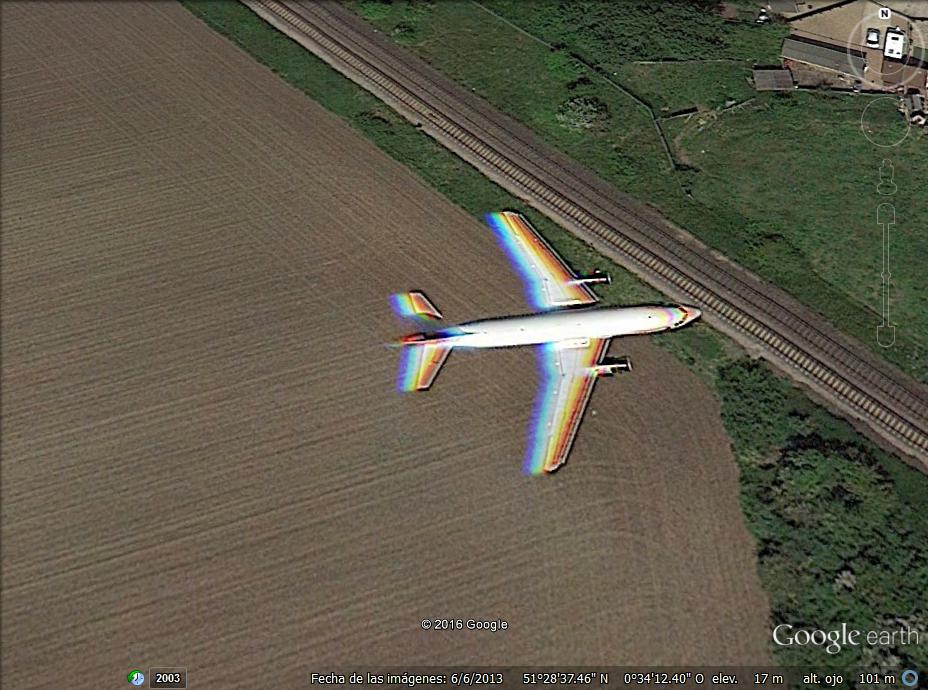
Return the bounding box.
[392,210,705,474]
[428,304,699,349]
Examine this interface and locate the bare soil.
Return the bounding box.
[1,3,771,688]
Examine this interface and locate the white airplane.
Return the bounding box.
[391,211,701,475]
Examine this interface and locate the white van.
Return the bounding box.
[884,29,906,59]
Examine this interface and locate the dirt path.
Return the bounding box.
[1,3,771,687]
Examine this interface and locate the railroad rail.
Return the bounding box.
[243,0,928,468]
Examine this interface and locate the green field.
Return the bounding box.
[352,0,927,384]
[616,61,756,114]
[678,94,928,376]
[182,1,928,676]
[480,0,777,114]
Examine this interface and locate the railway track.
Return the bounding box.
[243,0,928,467]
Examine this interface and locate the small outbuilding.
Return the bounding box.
[902,92,926,123]
[753,67,796,90]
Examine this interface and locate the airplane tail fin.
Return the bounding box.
[389,291,452,390]
[389,291,443,322]
[396,341,452,391]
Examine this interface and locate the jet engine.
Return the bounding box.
[591,356,632,377]
[571,269,611,286]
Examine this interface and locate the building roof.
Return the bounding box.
[878,1,928,19]
[753,68,796,89]
[790,0,928,21]
[789,1,852,16]
[767,0,800,13]
[903,93,925,111]
[782,36,868,74]
[790,0,928,50]
[790,0,894,51]
[881,59,928,89]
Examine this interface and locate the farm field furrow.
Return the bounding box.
[1,2,770,688]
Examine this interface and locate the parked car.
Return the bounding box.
[866,27,881,48]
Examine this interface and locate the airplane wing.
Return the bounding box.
[486,211,598,311]
[397,342,452,391]
[524,338,609,475]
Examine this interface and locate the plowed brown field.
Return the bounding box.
[1,2,771,688]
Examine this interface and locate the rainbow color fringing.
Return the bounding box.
[395,339,453,392]
[524,339,606,475]
[396,345,420,392]
[485,212,594,311]
[525,343,561,475]
[389,210,702,475]
[651,306,683,331]
[389,291,442,321]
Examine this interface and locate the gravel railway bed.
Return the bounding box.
[243,0,928,468]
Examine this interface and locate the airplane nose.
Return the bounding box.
[683,306,702,323]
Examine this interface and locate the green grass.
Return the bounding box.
[182,1,928,678]
[678,93,928,380]
[351,0,927,384]
[616,61,756,114]
[478,0,788,67]
[473,0,782,118]
[355,0,677,193]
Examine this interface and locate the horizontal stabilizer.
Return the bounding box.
[390,291,443,321]
[397,342,452,391]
